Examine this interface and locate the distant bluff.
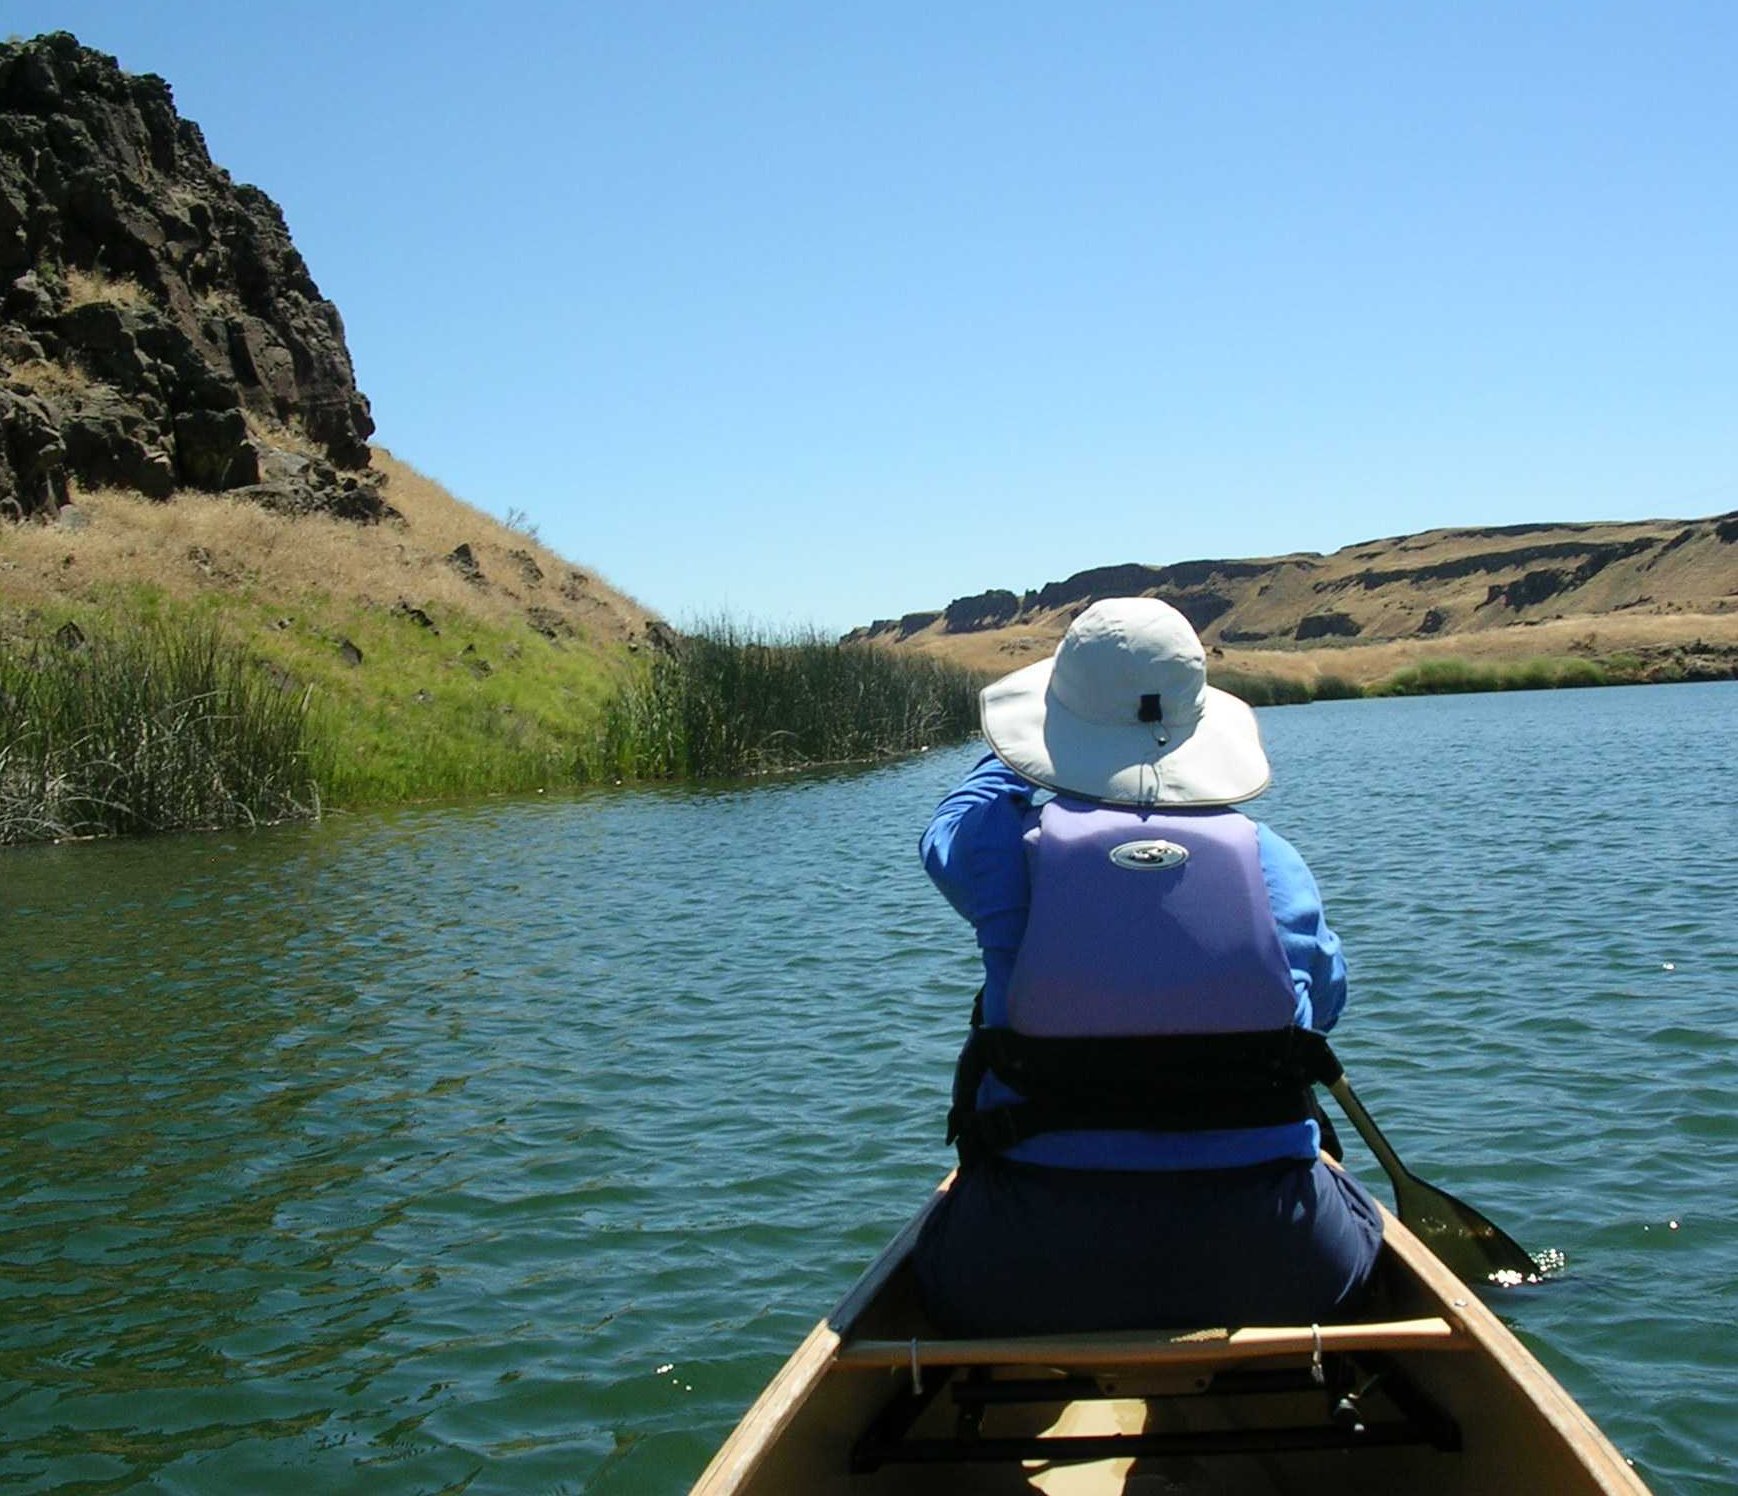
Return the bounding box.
[0,32,383,522]
[850,514,1738,673]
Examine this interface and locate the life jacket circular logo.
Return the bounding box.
[1109,839,1189,871]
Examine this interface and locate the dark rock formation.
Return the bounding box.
[1295,612,1361,641]
[526,606,570,640]
[0,32,384,520]
[390,600,437,633]
[1483,569,1571,610]
[1166,591,1235,633]
[1650,526,1698,561]
[840,558,1304,645]
[1023,563,1169,613]
[445,543,484,583]
[1477,542,1656,612]
[944,589,1021,632]
[1318,537,1658,596]
[0,385,68,515]
[847,609,942,643]
[1022,558,1283,617]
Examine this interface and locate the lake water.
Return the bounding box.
[2,682,1734,1494]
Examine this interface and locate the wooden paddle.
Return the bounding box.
[1327,1072,1541,1285]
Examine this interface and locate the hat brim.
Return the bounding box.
[980,656,1271,806]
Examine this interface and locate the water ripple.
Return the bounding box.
[1,685,1733,1491]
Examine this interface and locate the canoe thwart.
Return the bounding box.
[835,1314,1464,1371]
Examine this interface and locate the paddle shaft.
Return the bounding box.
[1327,1075,1413,1187]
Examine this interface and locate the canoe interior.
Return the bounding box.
[695,1188,1649,1496]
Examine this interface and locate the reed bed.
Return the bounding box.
[1211,669,1318,707]
[594,622,985,780]
[1371,656,1614,696]
[0,623,319,844]
[1216,658,1627,704]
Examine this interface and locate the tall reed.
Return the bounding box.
[593,621,985,780]
[0,623,319,843]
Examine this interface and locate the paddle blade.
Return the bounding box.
[1326,1076,1543,1286]
[1390,1170,1543,1285]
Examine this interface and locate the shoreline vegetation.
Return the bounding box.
[598,619,981,780]
[1,454,1729,848]
[1,610,1725,846]
[1215,652,1664,706]
[0,622,319,844]
[0,616,985,845]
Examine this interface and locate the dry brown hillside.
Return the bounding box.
[0,446,661,653]
[849,514,1738,688]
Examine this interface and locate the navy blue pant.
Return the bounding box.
[912,1156,1384,1337]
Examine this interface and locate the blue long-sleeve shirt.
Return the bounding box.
[922,754,1348,1168]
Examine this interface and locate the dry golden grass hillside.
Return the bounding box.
[0,448,659,651]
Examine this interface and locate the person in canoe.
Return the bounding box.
[915,596,1383,1335]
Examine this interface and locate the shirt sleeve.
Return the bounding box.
[1255,823,1348,1031]
[919,753,1036,955]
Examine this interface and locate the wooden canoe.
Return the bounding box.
[693,1173,1651,1495]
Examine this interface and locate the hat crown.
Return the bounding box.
[1050,599,1207,729]
[976,593,1269,807]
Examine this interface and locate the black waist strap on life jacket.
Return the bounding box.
[947,1023,1343,1164]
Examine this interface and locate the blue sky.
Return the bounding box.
[11,3,1736,632]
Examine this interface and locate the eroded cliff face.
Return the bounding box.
[0,31,384,522]
[850,516,1738,657]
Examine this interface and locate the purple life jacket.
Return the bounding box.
[1006,803,1298,1037]
[967,801,1319,1171]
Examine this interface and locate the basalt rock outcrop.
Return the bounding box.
[0,32,385,522]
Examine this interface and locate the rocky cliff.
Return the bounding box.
[0,32,383,523]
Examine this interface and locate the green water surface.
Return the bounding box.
[2,683,1734,1492]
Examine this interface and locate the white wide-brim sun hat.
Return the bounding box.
[980,596,1270,807]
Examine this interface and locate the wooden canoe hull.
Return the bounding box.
[694,1174,1651,1495]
